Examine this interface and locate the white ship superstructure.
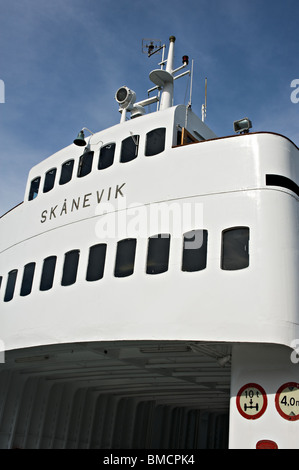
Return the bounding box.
[0,36,298,449]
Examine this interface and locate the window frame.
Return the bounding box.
[20,262,36,296]
[146,234,171,275]
[114,238,137,278]
[4,269,18,302]
[221,226,250,271]
[59,159,74,185]
[182,229,208,272]
[43,168,57,193]
[145,127,166,156]
[77,151,94,178]
[98,143,116,170]
[40,256,57,291]
[120,135,139,163]
[61,250,80,286]
[86,244,107,281]
[28,177,41,201]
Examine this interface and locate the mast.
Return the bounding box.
[115,35,190,121]
[160,35,175,110]
[149,36,177,111]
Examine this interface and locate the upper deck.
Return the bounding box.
[1,36,299,352]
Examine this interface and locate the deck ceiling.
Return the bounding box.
[2,340,232,412]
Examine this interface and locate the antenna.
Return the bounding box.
[201,77,207,121]
[188,59,194,107]
[142,39,163,57]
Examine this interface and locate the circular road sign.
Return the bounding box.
[275,382,299,421]
[236,383,267,420]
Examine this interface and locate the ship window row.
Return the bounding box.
[0,227,249,302]
[28,128,166,200]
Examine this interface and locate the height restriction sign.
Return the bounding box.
[236,383,267,420]
[275,382,299,421]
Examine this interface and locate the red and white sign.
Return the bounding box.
[275,382,299,421]
[256,440,278,449]
[236,383,267,420]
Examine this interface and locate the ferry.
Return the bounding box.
[0,36,298,449]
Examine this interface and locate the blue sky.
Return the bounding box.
[0,0,298,215]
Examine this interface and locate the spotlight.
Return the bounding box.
[234,117,252,134]
[115,86,136,110]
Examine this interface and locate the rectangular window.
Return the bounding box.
[98,143,115,170]
[20,262,36,296]
[146,234,171,275]
[145,128,166,156]
[86,244,107,281]
[43,168,57,193]
[221,227,250,270]
[182,230,208,272]
[40,256,57,291]
[28,177,41,200]
[77,151,94,177]
[114,239,137,277]
[59,159,74,185]
[61,250,80,286]
[4,269,18,302]
[120,135,139,163]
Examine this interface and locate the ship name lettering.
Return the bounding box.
[40,183,126,223]
[115,182,126,198]
[50,205,57,219]
[83,193,92,208]
[96,189,105,203]
[60,199,67,216]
